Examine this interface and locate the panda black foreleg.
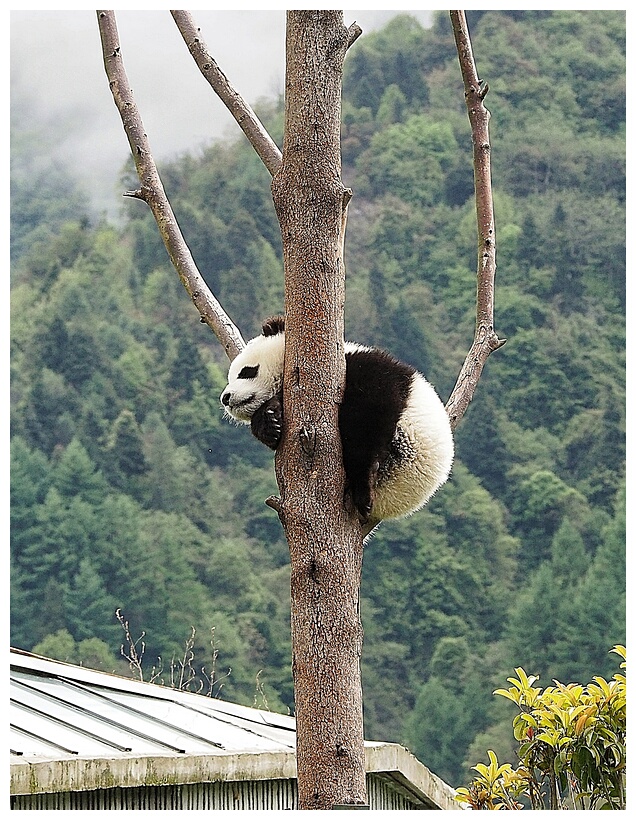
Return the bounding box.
[251,392,283,450]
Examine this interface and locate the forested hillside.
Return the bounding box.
[10,10,625,787]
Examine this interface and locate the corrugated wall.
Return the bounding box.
[367,774,419,810]
[11,774,420,810]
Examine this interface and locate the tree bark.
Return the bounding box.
[269,11,367,810]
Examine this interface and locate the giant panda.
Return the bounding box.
[220,316,454,532]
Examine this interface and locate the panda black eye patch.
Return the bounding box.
[238,365,259,379]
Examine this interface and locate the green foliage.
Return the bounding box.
[403,640,495,785]
[343,15,432,117]
[456,647,626,809]
[31,629,125,674]
[10,8,624,773]
[503,481,625,688]
[10,121,90,267]
[356,115,461,207]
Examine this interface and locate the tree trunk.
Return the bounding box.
[270,11,367,810]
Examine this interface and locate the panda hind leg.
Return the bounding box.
[347,460,380,524]
[251,393,283,450]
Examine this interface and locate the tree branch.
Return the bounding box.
[96,10,244,360]
[171,10,283,177]
[446,10,505,430]
[346,22,363,49]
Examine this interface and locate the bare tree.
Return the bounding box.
[268,14,368,807]
[97,8,502,809]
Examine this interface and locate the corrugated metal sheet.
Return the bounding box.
[12,776,417,811]
[12,779,300,811]
[10,649,296,760]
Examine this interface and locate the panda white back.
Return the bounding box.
[369,372,454,525]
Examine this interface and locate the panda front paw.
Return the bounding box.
[251,395,283,450]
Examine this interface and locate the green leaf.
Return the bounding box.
[494,687,521,704]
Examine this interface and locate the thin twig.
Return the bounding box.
[445,10,505,431]
[96,10,245,360]
[116,608,146,681]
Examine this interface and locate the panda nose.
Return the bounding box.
[221,391,231,406]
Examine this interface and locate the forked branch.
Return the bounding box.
[99,8,502,423]
[445,10,505,430]
[96,10,244,360]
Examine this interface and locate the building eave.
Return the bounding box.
[10,648,463,810]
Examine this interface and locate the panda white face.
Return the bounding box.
[220,333,285,423]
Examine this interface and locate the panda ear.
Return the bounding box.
[262,315,285,337]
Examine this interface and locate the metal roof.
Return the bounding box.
[10,648,296,760]
[10,648,463,810]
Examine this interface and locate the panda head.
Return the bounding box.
[220,316,286,423]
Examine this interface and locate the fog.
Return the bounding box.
[11,9,433,217]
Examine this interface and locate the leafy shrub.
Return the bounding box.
[456,646,626,809]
